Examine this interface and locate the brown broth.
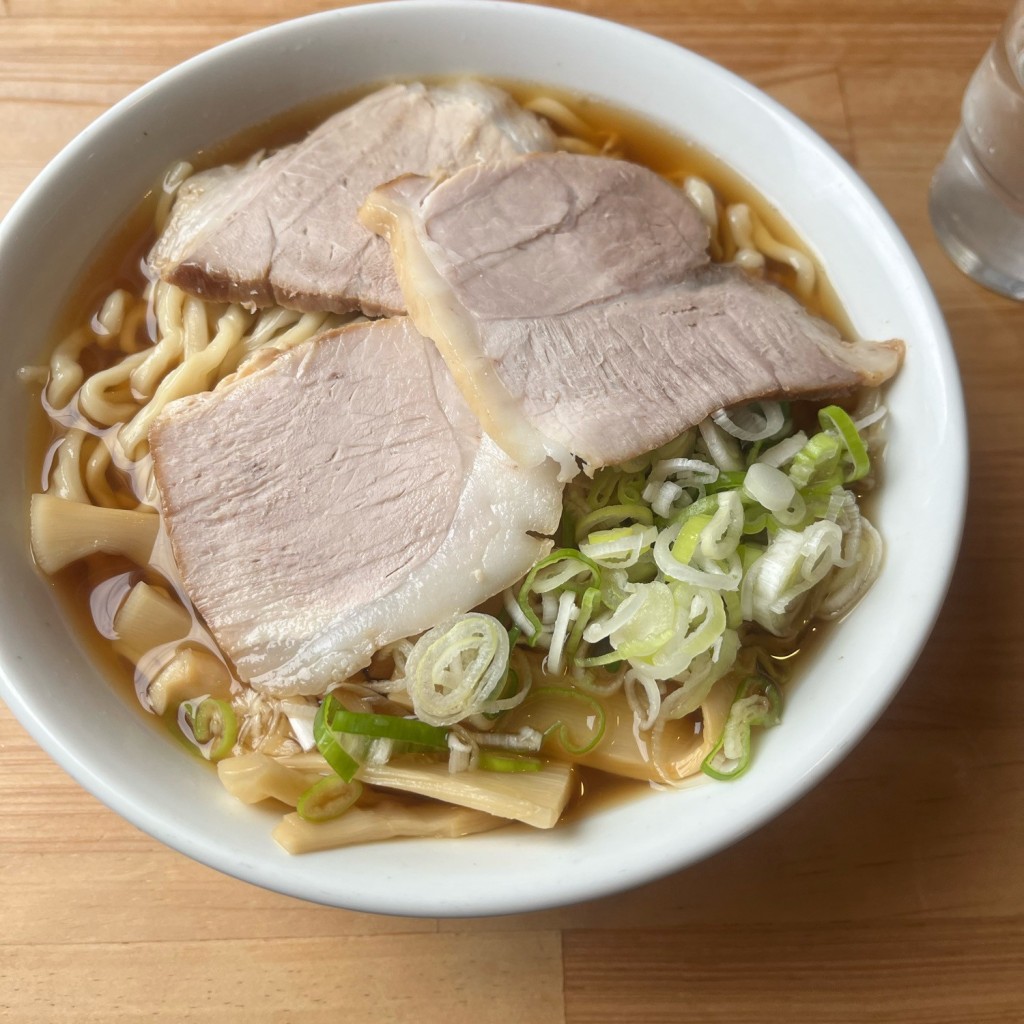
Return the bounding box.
[27,78,858,796]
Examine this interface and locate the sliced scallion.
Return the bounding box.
[671,514,713,564]
[517,549,601,642]
[514,686,607,756]
[701,674,783,781]
[565,586,601,662]
[789,431,842,490]
[314,695,361,781]
[326,708,449,749]
[574,503,655,544]
[296,775,363,822]
[405,613,515,725]
[818,404,870,482]
[185,698,237,762]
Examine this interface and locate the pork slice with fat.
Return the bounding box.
[149,317,562,696]
[149,81,557,317]
[361,152,904,474]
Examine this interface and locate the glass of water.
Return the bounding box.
[929,0,1024,300]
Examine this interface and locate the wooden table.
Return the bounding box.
[2,1,1022,1020]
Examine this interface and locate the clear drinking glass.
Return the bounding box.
[929,0,1024,300]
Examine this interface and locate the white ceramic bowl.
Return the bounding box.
[0,1,966,916]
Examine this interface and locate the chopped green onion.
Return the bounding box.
[485,633,527,720]
[513,686,607,756]
[818,404,870,482]
[584,468,619,510]
[712,401,786,443]
[701,490,744,560]
[608,582,676,659]
[574,503,654,544]
[742,502,771,534]
[184,698,237,762]
[517,549,601,642]
[741,520,844,634]
[704,470,746,495]
[697,418,743,472]
[499,625,523,694]
[671,514,713,563]
[499,404,881,781]
[326,708,449,749]
[296,775,363,822]
[314,695,361,781]
[701,673,783,780]
[755,430,808,470]
[744,461,793,508]
[722,589,742,630]
[616,471,647,506]
[576,647,628,668]
[580,523,657,568]
[672,493,725,525]
[565,586,601,662]
[653,521,743,590]
[788,431,842,490]
[405,613,514,726]
[630,583,728,679]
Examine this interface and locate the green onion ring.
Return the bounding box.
[296,775,363,822]
[314,695,361,781]
[818,404,870,482]
[326,707,449,749]
[187,698,237,762]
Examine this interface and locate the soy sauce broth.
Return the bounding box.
[26,77,850,781]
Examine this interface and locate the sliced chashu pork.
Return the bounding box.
[361,152,905,474]
[149,81,557,317]
[149,317,562,696]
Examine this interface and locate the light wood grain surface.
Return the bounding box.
[2,1,1022,1021]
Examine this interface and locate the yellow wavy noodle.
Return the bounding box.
[677,174,724,261]
[750,210,816,297]
[46,326,91,409]
[95,289,129,339]
[553,135,605,156]
[130,283,186,398]
[115,296,149,355]
[181,293,212,359]
[722,202,817,297]
[238,310,333,371]
[724,202,766,272]
[78,348,150,426]
[85,435,133,509]
[50,428,91,504]
[50,429,135,511]
[525,95,622,156]
[118,305,250,458]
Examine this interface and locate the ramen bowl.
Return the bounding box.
[0,1,965,916]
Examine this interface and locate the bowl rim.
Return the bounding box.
[0,0,967,916]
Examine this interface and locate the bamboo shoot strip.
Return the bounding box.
[112,581,191,664]
[358,759,574,828]
[29,493,159,573]
[273,801,504,854]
